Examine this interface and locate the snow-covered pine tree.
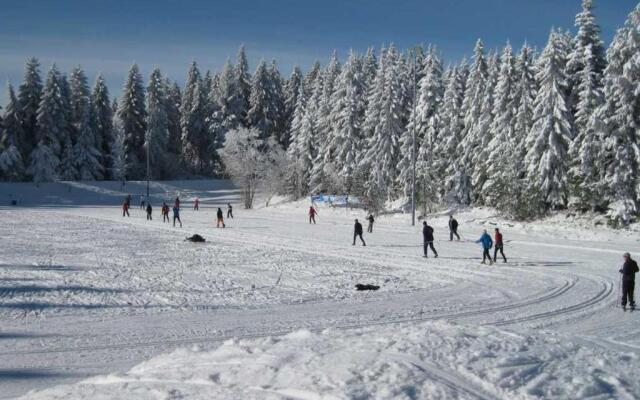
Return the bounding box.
[17,57,42,160]
[362,47,378,98]
[219,59,242,130]
[235,45,252,124]
[268,60,287,146]
[74,101,102,180]
[58,74,77,181]
[165,80,182,157]
[283,66,303,145]
[329,51,366,193]
[0,84,25,180]
[247,60,280,140]
[110,111,128,182]
[286,84,313,198]
[118,64,147,178]
[181,62,210,174]
[512,44,537,175]
[92,74,113,179]
[303,61,321,100]
[479,44,517,204]
[524,30,573,209]
[145,68,170,179]
[596,5,640,225]
[566,0,606,124]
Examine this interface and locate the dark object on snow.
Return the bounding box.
[356,283,380,291]
[186,234,206,243]
[10,200,17,206]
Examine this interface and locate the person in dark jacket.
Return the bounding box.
[620,252,639,309]
[173,206,182,227]
[161,202,170,223]
[367,214,375,233]
[493,228,507,263]
[309,206,318,224]
[227,203,233,218]
[353,219,366,246]
[448,215,460,241]
[146,203,153,221]
[422,221,438,258]
[476,230,493,264]
[122,200,130,217]
[216,207,226,228]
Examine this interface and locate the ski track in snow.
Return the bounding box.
[0,182,639,398]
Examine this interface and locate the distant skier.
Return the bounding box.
[194,197,200,211]
[122,200,130,217]
[146,203,153,220]
[125,194,131,208]
[140,196,145,210]
[620,252,639,310]
[309,206,318,224]
[422,221,438,258]
[216,207,226,228]
[174,196,180,209]
[173,206,182,227]
[227,203,233,218]
[476,229,493,265]
[448,215,460,241]
[367,214,375,233]
[353,219,366,246]
[161,202,170,223]
[493,228,507,263]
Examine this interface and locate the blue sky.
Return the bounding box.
[0,0,636,104]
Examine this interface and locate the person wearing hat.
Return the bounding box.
[620,252,639,310]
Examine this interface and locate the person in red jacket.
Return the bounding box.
[194,197,200,211]
[493,228,507,263]
[309,206,318,224]
[122,200,130,217]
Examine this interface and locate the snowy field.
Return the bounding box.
[1,180,639,399]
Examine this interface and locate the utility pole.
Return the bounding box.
[411,47,418,226]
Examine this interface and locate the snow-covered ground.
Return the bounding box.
[1,180,639,399]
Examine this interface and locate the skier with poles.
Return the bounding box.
[493,228,507,263]
[619,252,639,310]
[353,219,366,246]
[173,205,182,227]
[194,197,200,211]
[216,207,226,228]
[367,213,375,233]
[161,202,170,223]
[422,221,438,258]
[476,229,493,265]
[227,203,233,218]
[448,215,460,241]
[146,203,153,221]
[122,199,130,217]
[309,205,318,224]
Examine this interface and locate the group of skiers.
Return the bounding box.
[121,195,233,229]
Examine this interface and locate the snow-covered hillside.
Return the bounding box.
[1,180,639,399]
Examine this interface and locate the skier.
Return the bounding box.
[476,230,493,264]
[122,199,130,217]
[448,215,460,241]
[367,214,375,233]
[309,206,318,224]
[353,219,366,246]
[493,228,507,263]
[422,221,438,258]
[227,203,234,218]
[173,205,182,227]
[174,196,180,209]
[194,197,200,211]
[161,202,170,223]
[619,252,639,310]
[125,194,131,209]
[216,207,226,228]
[140,196,145,210]
[146,203,153,221]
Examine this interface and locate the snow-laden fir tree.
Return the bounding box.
[235,45,252,124]
[165,80,182,158]
[69,66,91,129]
[17,57,42,159]
[328,51,366,193]
[268,61,287,146]
[181,62,210,174]
[74,101,102,180]
[480,44,517,204]
[57,74,78,181]
[566,0,606,122]
[596,5,640,225]
[524,30,573,209]
[0,84,25,180]
[303,61,321,100]
[286,84,314,198]
[118,64,147,178]
[110,110,128,182]
[362,47,378,97]
[146,68,170,179]
[247,60,280,141]
[283,66,303,141]
[92,74,113,178]
[512,44,537,174]
[218,59,243,130]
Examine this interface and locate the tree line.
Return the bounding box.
[0,1,638,225]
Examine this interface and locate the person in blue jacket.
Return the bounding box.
[476,229,493,265]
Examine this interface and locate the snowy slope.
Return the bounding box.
[1,180,639,399]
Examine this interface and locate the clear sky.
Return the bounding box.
[0,0,636,105]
